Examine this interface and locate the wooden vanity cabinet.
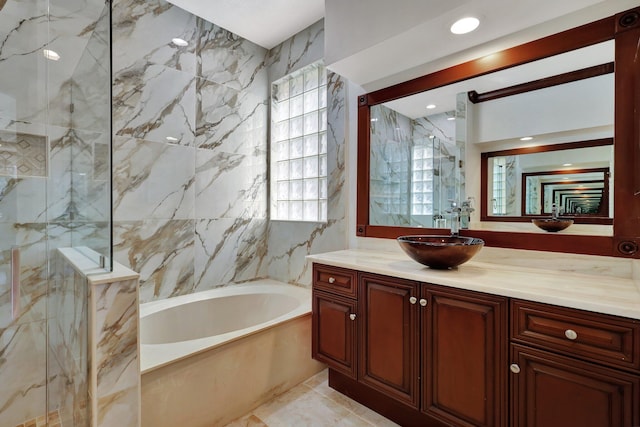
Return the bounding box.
[424,285,508,427]
[358,273,420,408]
[510,300,640,427]
[312,264,358,378]
[313,264,509,426]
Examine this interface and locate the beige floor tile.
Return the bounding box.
[226,369,399,427]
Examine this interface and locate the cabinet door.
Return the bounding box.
[312,291,357,378]
[359,273,419,408]
[511,344,640,427]
[423,285,508,427]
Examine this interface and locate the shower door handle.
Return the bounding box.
[11,246,20,320]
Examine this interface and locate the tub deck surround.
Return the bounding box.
[140,280,312,372]
[140,280,324,427]
[307,249,640,319]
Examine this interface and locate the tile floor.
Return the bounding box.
[225,369,400,427]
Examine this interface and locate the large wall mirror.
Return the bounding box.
[356,7,640,258]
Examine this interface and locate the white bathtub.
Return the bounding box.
[140,279,312,372]
[140,279,324,427]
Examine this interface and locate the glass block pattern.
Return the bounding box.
[492,157,506,215]
[271,62,327,222]
[411,142,434,216]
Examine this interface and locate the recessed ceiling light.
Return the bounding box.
[520,136,533,141]
[172,38,189,47]
[563,163,573,166]
[43,49,60,61]
[166,136,179,142]
[447,117,455,121]
[450,17,480,35]
[426,104,436,109]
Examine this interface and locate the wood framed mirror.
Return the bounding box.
[356,7,640,258]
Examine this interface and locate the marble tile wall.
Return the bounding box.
[263,20,350,286]
[111,0,270,302]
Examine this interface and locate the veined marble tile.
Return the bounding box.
[48,126,76,223]
[267,19,324,82]
[69,8,112,134]
[0,0,49,127]
[194,218,268,290]
[195,77,268,153]
[0,321,47,427]
[92,278,138,397]
[195,148,267,220]
[327,73,347,222]
[197,20,268,93]
[0,176,47,224]
[113,219,194,303]
[113,137,194,221]
[0,223,48,329]
[113,63,196,147]
[112,0,197,74]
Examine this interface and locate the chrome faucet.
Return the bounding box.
[447,201,461,236]
[551,203,558,219]
[459,197,475,230]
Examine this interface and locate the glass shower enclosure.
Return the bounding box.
[0,0,112,424]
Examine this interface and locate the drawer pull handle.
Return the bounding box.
[328,277,336,284]
[564,329,578,340]
[419,298,427,307]
[510,364,521,374]
[409,296,417,304]
[349,314,356,321]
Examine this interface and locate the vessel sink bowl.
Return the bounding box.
[397,235,484,269]
[532,218,574,232]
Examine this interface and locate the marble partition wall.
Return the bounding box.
[111,0,270,303]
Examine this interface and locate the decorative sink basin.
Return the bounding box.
[397,235,484,269]
[532,218,574,232]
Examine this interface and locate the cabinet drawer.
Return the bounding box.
[512,300,640,372]
[313,264,357,298]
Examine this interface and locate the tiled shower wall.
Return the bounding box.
[112,0,346,300]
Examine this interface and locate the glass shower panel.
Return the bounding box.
[0,0,51,424]
[0,0,111,424]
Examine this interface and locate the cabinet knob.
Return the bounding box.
[510,364,521,374]
[349,313,356,321]
[564,329,578,340]
[409,296,417,304]
[419,298,427,307]
[328,277,336,284]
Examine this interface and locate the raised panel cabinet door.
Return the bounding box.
[359,273,420,408]
[312,292,358,378]
[423,286,508,427]
[511,344,640,427]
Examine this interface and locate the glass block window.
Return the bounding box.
[271,62,327,222]
[411,143,434,216]
[492,157,507,215]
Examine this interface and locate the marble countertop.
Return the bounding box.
[307,249,640,320]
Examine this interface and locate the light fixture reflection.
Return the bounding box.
[447,117,455,121]
[172,38,189,47]
[426,104,436,109]
[43,49,60,61]
[166,136,179,142]
[520,136,533,141]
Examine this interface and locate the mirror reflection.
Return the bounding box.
[486,144,612,219]
[367,40,614,230]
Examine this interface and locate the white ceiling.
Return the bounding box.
[165,0,324,49]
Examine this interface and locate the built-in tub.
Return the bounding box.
[140,280,325,427]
